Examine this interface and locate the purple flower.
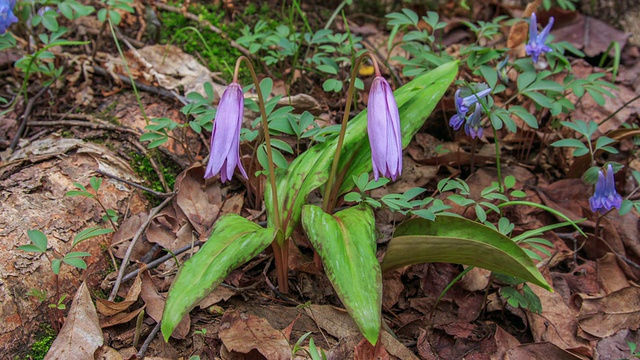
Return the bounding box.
[367,76,402,181]
[526,13,554,64]
[464,105,483,139]
[0,0,18,34]
[449,86,491,132]
[204,82,248,183]
[589,164,622,214]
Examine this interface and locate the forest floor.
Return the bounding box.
[1,0,640,359]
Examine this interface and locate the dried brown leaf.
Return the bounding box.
[96,273,142,316]
[219,309,290,360]
[577,286,640,338]
[140,272,190,339]
[45,282,103,360]
[175,165,222,236]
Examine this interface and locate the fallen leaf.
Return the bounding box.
[45,282,103,360]
[597,253,631,294]
[577,286,640,338]
[96,272,142,316]
[506,342,587,359]
[175,165,222,236]
[218,309,290,360]
[99,306,145,328]
[93,345,124,360]
[354,337,390,360]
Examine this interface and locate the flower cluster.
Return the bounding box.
[204,82,248,183]
[449,85,491,139]
[0,0,18,34]
[526,12,554,64]
[367,76,402,181]
[589,164,622,214]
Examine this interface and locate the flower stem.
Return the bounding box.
[235,57,281,229]
[235,57,287,291]
[492,126,503,193]
[322,51,375,213]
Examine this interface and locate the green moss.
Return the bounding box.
[129,151,179,205]
[22,325,56,360]
[158,2,245,83]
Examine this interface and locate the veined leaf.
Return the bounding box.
[381,216,552,291]
[161,215,276,340]
[301,204,381,345]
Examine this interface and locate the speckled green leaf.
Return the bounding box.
[266,61,459,239]
[161,215,276,341]
[301,204,381,345]
[381,216,552,291]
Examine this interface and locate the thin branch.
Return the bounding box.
[136,320,161,358]
[10,86,50,151]
[95,169,173,198]
[108,193,175,301]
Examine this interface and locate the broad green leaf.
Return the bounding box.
[161,215,276,341]
[381,217,552,291]
[301,204,381,345]
[27,229,48,252]
[73,227,113,247]
[265,61,458,241]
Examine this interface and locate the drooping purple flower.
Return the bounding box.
[526,13,554,64]
[367,76,402,181]
[589,164,622,214]
[0,0,18,34]
[449,86,491,133]
[464,105,484,139]
[204,82,248,183]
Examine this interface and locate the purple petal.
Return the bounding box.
[205,82,246,182]
[529,13,538,45]
[538,16,554,43]
[367,76,402,181]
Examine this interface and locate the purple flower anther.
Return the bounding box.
[367,76,402,181]
[204,82,248,183]
[525,12,554,64]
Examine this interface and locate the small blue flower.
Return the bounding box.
[464,105,483,139]
[589,164,622,214]
[526,13,554,64]
[0,0,18,34]
[449,86,491,133]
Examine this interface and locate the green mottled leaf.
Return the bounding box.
[161,215,276,340]
[382,216,552,291]
[302,204,381,345]
[265,62,457,244]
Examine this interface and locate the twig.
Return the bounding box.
[109,193,175,301]
[28,119,140,136]
[136,320,161,358]
[153,2,272,77]
[10,86,50,151]
[95,169,173,197]
[92,65,188,105]
[123,241,203,282]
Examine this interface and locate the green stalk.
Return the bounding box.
[234,57,287,291]
[322,51,378,213]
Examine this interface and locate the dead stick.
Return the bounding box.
[108,193,175,301]
[136,321,161,358]
[28,120,140,135]
[95,169,172,197]
[10,86,49,151]
[92,65,187,104]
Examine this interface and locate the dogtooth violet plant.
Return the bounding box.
[161,55,551,345]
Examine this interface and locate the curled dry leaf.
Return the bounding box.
[110,212,152,260]
[174,165,222,237]
[96,272,142,316]
[45,282,103,360]
[218,309,290,360]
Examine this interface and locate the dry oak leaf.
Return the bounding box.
[219,309,290,360]
[45,282,103,360]
[577,286,640,338]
